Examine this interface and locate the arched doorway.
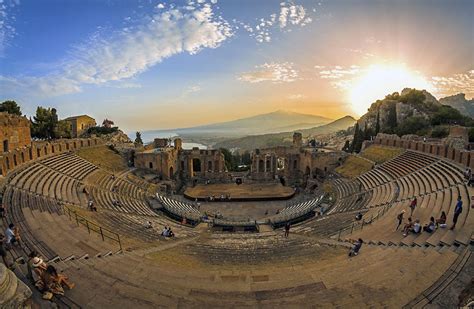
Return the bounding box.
[2,140,8,152]
[207,161,212,172]
[169,166,174,178]
[192,158,201,172]
[305,166,310,176]
[258,159,264,172]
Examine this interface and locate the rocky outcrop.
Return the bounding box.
[439,93,474,118]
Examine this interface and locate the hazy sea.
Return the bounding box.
[129,131,207,149]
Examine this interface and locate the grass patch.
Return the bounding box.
[335,155,373,178]
[360,145,404,164]
[76,145,128,172]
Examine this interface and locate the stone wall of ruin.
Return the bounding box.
[373,133,474,169]
[0,137,104,176]
[0,112,31,152]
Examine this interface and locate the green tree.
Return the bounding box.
[395,116,429,136]
[350,123,364,153]
[469,127,474,143]
[385,102,398,132]
[135,131,143,146]
[219,148,235,171]
[53,120,72,139]
[31,107,59,139]
[0,100,22,115]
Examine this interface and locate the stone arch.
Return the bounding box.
[258,159,264,173]
[192,158,201,172]
[37,148,41,158]
[169,166,174,178]
[305,166,310,176]
[44,147,48,155]
[149,162,153,169]
[5,157,10,169]
[266,159,271,171]
[21,152,25,163]
[293,159,297,170]
[2,140,8,152]
[29,148,33,160]
[214,160,219,172]
[207,161,212,172]
[13,154,17,166]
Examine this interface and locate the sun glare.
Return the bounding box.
[349,64,433,116]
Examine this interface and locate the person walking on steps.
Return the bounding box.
[409,197,417,217]
[284,222,290,238]
[396,210,405,231]
[450,196,463,230]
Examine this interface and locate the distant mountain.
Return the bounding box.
[214,116,356,150]
[141,110,333,140]
[439,93,474,118]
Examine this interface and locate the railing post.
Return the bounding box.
[99,227,105,241]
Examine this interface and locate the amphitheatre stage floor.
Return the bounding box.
[184,183,295,201]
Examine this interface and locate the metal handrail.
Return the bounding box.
[64,207,122,251]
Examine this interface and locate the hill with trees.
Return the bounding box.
[347,89,474,153]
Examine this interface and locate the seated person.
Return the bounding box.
[355,212,363,221]
[402,218,413,236]
[348,238,363,257]
[5,223,18,249]
[168,228,175,238]
[436,211,447,227]
[144,221,153,229]
[411,219,422,234]
[423,217,436,233]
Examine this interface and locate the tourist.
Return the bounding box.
[88,199,97,211]
[5,223,18,249]
[402,217,413,236]
[31,257,48,291]
[355,212,362,221]
[409,197,417,217]
[13,225,22,248]
[423,217,436,233]
[436,211,447,228]
[168,228,175,238]
[161,226,169,237]
[284,222,290,238]
[396,210,405,231]
[412,219,422,234]
[464,168,471,181]
[450,196,463,230]
[348,238,363,257]
[145,221,153,229]
[469,173,474,187]
[43,265,75,291]
[27,251,39,280]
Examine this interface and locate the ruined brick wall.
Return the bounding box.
[0,113,31,152]
[0,137,103,176]
[373,133,473,169]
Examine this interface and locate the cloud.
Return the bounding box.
[319,65,361,80]
[431,70,474,97]
[238,62,299,83]
[238,1,314,43]
[288,93,306,100]
[0,0,19,57]
[185,85,201,94]
[279,1,311,29]
[1,2,233,97]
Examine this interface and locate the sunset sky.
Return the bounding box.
[1,0,473,132]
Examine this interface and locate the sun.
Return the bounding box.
[349,64,433,116]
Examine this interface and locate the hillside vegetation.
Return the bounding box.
[76,145,128,172]
[335,155,373,178]
[360,145,404,164]
[215,116,356,150]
